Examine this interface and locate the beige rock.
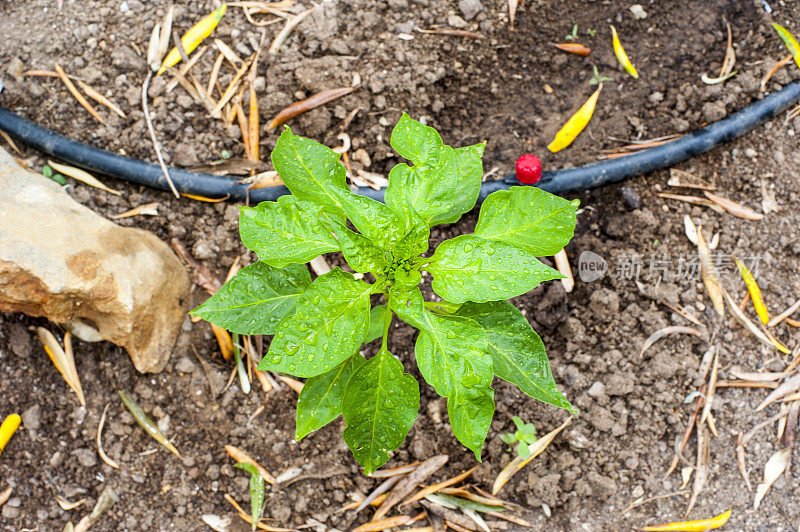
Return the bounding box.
[0,147,189,372]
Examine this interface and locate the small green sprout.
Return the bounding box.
[565,24,579,40]
[588,28,597,36]
[589,65,613,85]
[234,462,264,531]
[42,164,66,186]
[500,416,537,459]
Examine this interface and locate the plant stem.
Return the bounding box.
[232,333,251,395]
[381,297,392,351]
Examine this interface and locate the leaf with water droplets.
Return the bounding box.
[191,262,311,335]
[389,112,443,166]
[390,208,431,261]
[428,235,563,304]
[458,301,575,413]
[342,348,420,475]
[390,288,492,395]
[271,127,350,215]
[296,353,365,440]
[390,287,494,456]
[364,305,388,344]
[475,186,579,256]
[239,196,339,268]
[330,187,416,253]
[448,383,495,460]
[328,219,388,274]
[386,132,485,227]
[259,268,372,377]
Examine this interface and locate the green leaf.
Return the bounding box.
[364,305,387,344]
[342,348,420,474]
[389,287,494,456]
[328,219,387,274]
[385,143,486,227]
[259,268,372,378]
[386,113,484,228]
[191,262,311,335]
[500,433,516,445]
[517,440,530,460]
[474,186,579,256]
[517,420,537,443]
[388,206,430,260]
[448,384,494,459]
[512,416,525,431]
[389,112,443,166]
[392,267,422,288]
[295,353,365,440]
[239,196,339,268]
[271,127,349,214]
[457,301,575,412]
[414,312,493,397]
[389,288,492,395]
[331,187,414,252]
[390,286,492,389]
[428,235,563,304]
[234,462,264,530]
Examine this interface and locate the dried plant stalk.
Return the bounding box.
[267,87,355,131]
[54,64,105,125]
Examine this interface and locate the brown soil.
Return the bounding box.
[2,0,800,530]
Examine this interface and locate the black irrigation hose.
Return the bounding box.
[1,78,799,203]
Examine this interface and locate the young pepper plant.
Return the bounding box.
[192,114,579,474]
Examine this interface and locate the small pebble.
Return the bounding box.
[629,4,647,19]
[120,1,129,12]
[156,414,170,434]
[22,404,41,431]
[2,506,20,519]
[252,76,266,93]
[447,14,468,28]
[587,382,606,398]
[458,0,483,21]
[72,448,97,468]
[620,186,641,210]
[395,21,415,34]
[175,357,195,373]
